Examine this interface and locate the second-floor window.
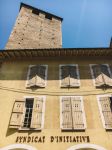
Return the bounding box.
[59,64,80,87]
[90,64,112,87]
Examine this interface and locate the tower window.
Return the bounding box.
[45,14,52,20]
[32,9,39,15]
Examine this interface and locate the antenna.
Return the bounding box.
[110,37,112,48]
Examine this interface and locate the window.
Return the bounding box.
[90,64,112,87]
[45,14,52,20]
[26,65,48,88]
[97,95,112,130]
[60,96,86,130]
[23,99,33,128]
[9,96,46,130]
[32,9,39,15]
[59,64,80,87]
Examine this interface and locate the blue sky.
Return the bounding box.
[0,0,112,49]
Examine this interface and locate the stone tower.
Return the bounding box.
[5,3,63,49]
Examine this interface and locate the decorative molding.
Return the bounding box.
[1,48,112,60]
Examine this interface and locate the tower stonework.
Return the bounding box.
[5,3,63,49]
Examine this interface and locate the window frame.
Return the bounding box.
[97,94,112,130]
[26,65,48,88]
[89,64,112,87]
[19,95,46,131]
[60,96,86,131]
[59,64,80,88]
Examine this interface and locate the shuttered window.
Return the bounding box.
[26,65,47,88]
[60,65,80,87]
[9,96,45,130]
[98,96,112,130]
[60,96,86,130]
[90,64,112,87]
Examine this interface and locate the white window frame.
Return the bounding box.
[89,64,112,87]
[60,96,86,130]
[26,65,48,88]
[97,94,112,130]
[59,64,80,87]
[19,95,46,131]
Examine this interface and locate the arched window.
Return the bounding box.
[67,144,107,150]
[1,144,37,150]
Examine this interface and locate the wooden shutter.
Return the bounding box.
[61,97,73,129]
[101,65,112,86]
[27,66,38,87]
[99,97,112,129]
[69,66,79,87]
[9,99,25,129]
[71,97,85,129]
[92,65,104,86]
[31,97,43,129]
[61,66,70,87]
[36,66,46,87]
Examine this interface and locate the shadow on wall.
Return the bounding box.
[6,127,41,137]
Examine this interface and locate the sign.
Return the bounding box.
[16,135,90,143]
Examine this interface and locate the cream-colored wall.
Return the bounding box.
[0,56,112,150]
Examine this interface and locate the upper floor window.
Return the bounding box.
[9,96,46,130]
[90,64,112,87]
[26,65,48,88]
[59,64,80,88]
[60,96,86,131]
[97,95,112,130]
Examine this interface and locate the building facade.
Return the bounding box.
[0,3,112,150]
